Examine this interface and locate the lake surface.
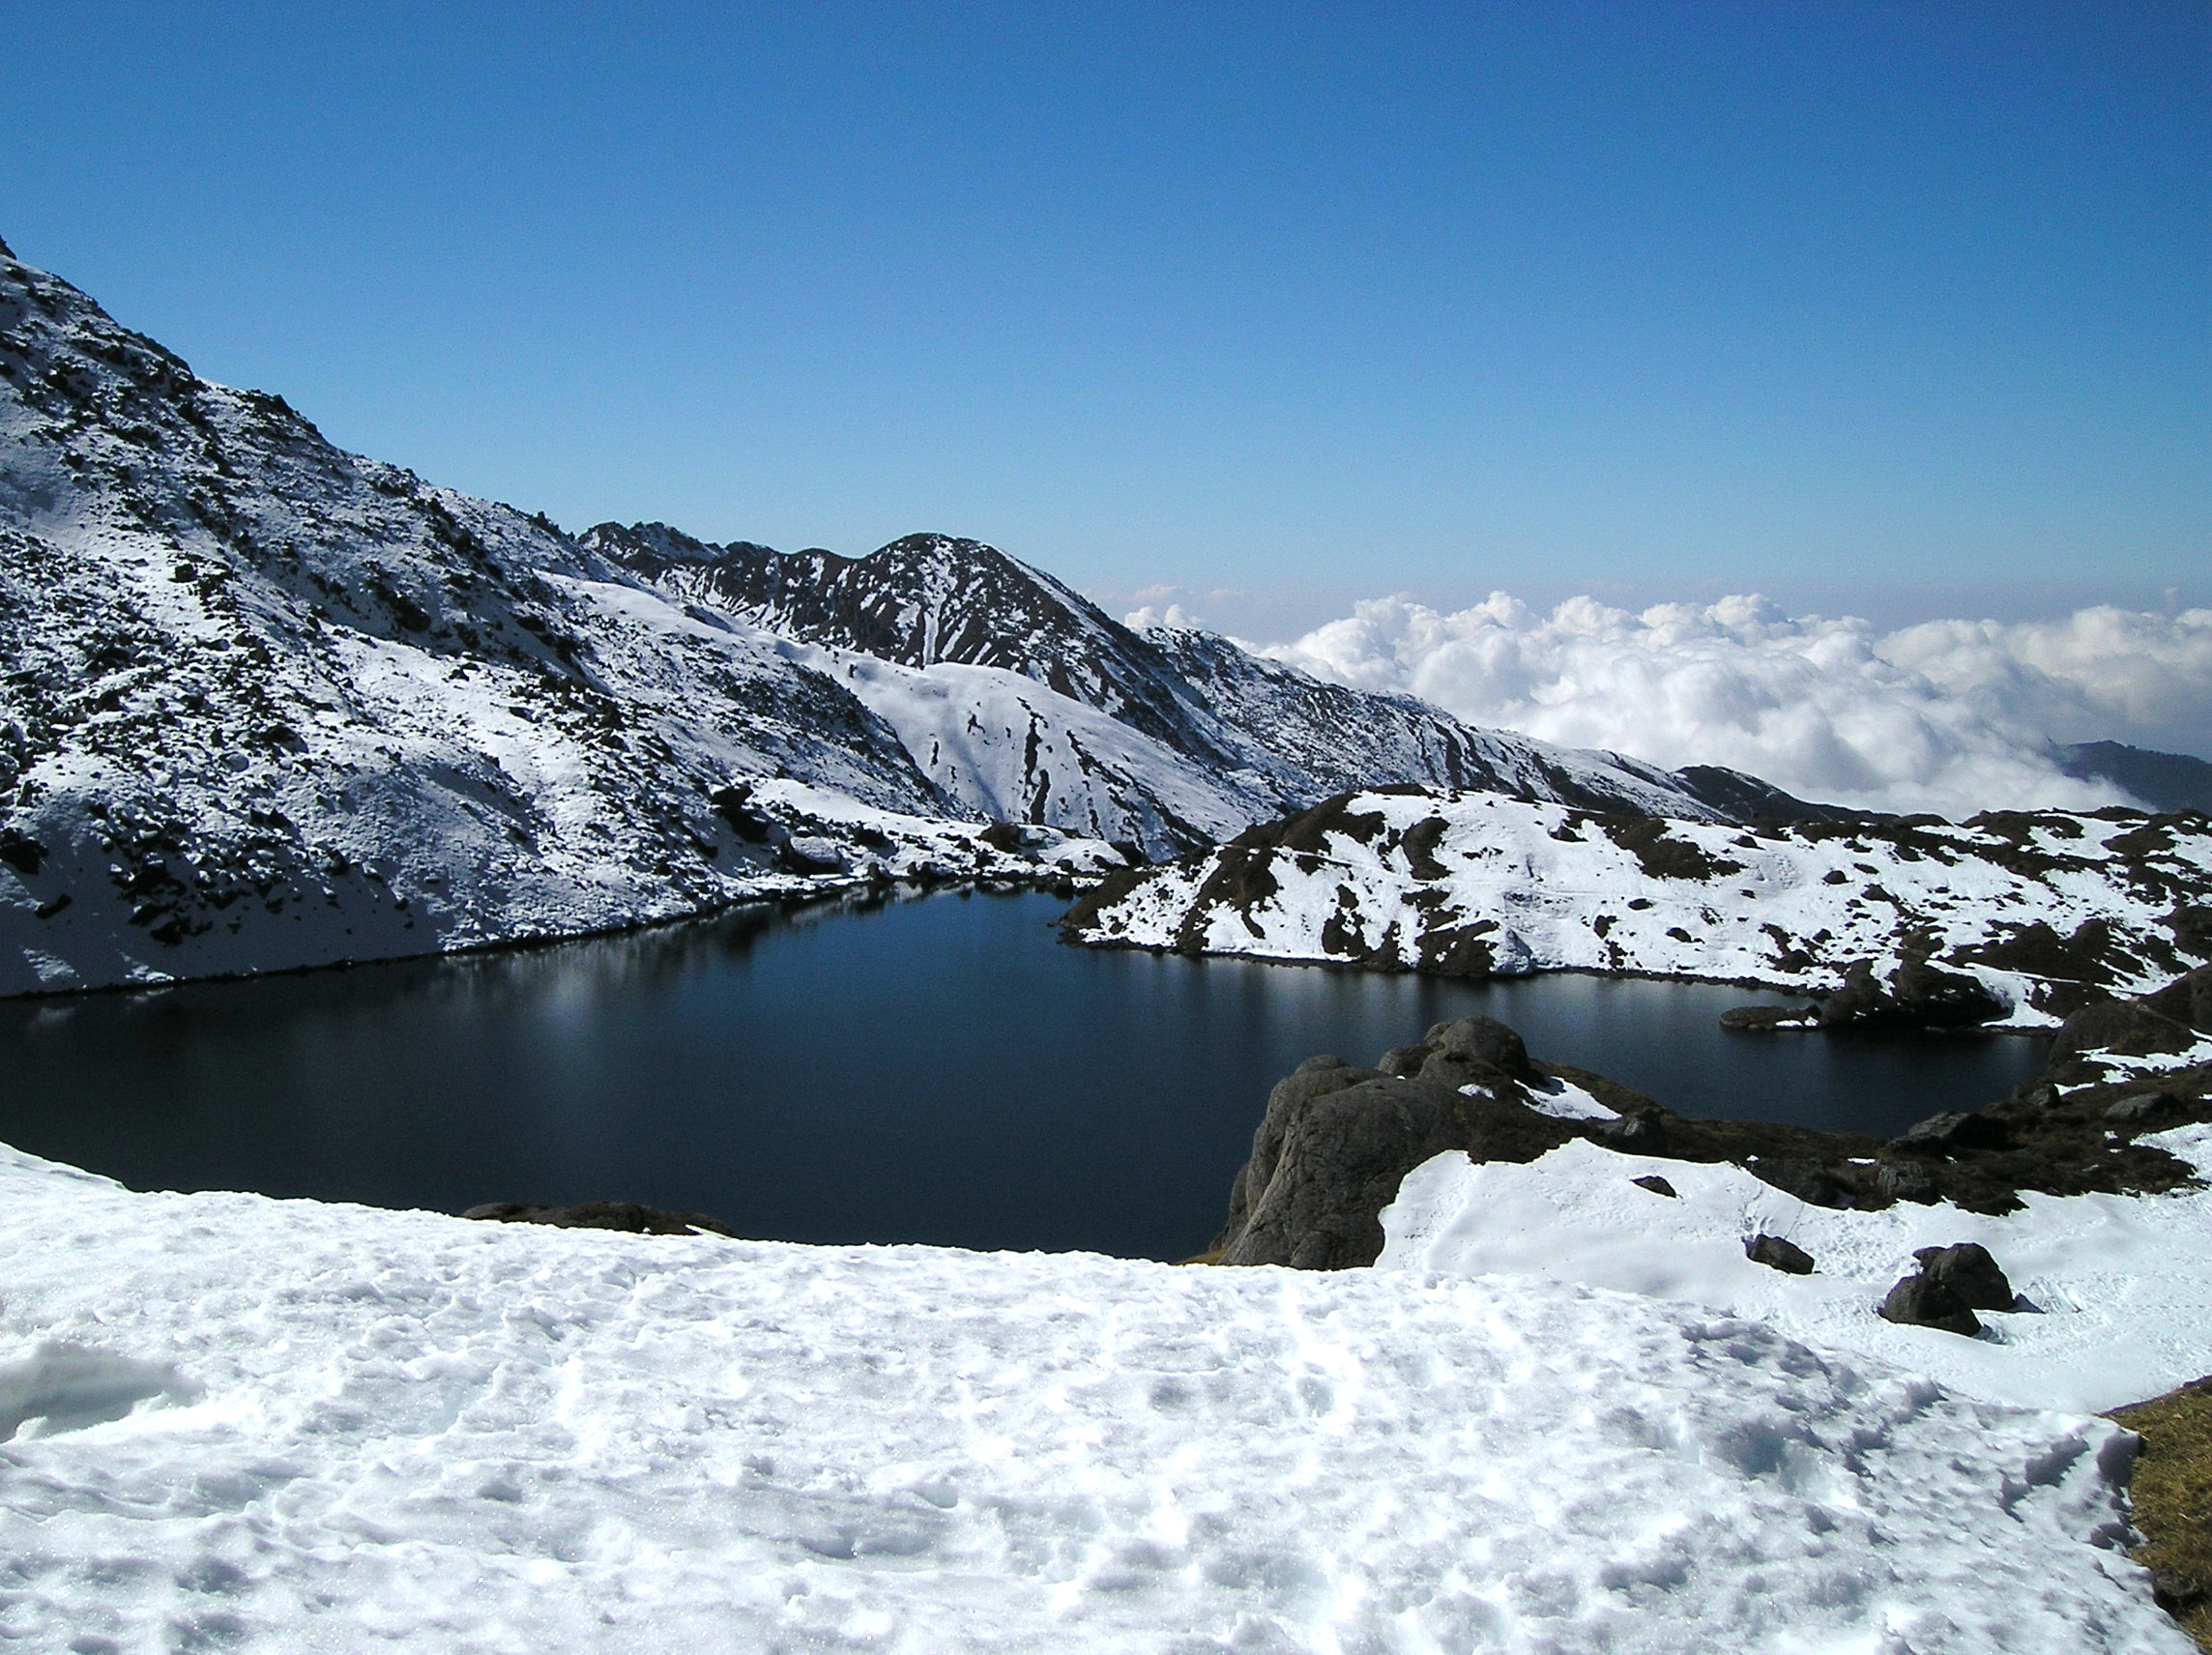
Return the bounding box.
[0,887,2051,1261]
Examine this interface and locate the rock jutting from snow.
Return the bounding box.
[1878,1270,1985,1337]
[1911,1241,2016,1311]
[1208,991,2212,1270]
[1744,1234,1816,1274]
[1061,786,2212,1027]
[461,1201,741,1236]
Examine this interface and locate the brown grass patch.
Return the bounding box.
[2111,1376,2212,1650]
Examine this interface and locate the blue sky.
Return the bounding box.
[2,2,2204,637]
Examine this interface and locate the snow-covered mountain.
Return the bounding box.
[585,521,1854,857]
[1062,786,2212,1025]
[0,234,1869,997]
[0,239,1115,996]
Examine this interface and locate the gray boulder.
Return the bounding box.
[1744,1234,1815,1274]
[1214,1071,1463,1269]
[1912,1242,2014,1311]
[1878,1272,1982,1336]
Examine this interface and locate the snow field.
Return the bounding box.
[0,1146,2183,1652]
[1378,1125,2212,1415]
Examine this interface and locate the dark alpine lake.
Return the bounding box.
[0,887,2052,1261]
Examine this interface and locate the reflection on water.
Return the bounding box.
[0,887,2051,1260]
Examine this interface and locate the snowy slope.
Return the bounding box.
[1062,788,2212,1023]
[587,524,1258,769]
[1380,1125,2212,1416]
[0,1142,2182,1653]
[0,244,1117,996]
[588,521,1861,857]
[804,649,1267,851]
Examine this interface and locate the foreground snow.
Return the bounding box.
[0,1147,2182,1652]
[1380,1125,2212,1416]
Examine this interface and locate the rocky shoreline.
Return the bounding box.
[1062,788,2212,1028]
[1202,965,2212,1272]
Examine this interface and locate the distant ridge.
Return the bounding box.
[2061,741,2212,814]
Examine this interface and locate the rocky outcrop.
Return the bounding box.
[1745,1234,1815,1274]
[1878,1272,1984,1337]
[2052,964,2212,1084]
[1209,987,2212,1270]
[1209,1057,1488,1269]
[462,1200,740,1237]
[1911,1242,2016,1310]
[1813,958,2009,1031]
[1063,786,2212,1026]
[1877,1242,2016,1336]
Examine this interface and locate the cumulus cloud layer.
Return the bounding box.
[1246,595,2212,818]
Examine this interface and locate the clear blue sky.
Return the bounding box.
[3,2,2204,636]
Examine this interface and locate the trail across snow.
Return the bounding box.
[0,1145,2185,1652]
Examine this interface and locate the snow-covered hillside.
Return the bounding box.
[1062,787,2212,1023]
[0,236,1878,997]
[586,520,1855,857]
[0,1139,2184,1653]
[0,242,1120,996]
[1379,1124,2212,1417]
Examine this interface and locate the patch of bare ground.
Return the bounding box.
[2111,1377,2212,1651]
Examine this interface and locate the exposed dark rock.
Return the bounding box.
[1209,1019,1584,1269]
[2144,966,2212,1034]
[1399,815,1451,880]
[1954,918,2139,1019]
[1377,1044,1430,1078]
[1595,1107,1670,1154]
[1430,1014,1534,1079]
[1745,1234,1815,1274]
[2052,965,2212,1084]
[1599,816,1742,881]
[1870,1160,1940,1205]
[1631,1175,1678,1198]
[1912,1242,2014,1311]
[0,828,44,877]
[2107,1092,2180,1125]
[1718,1003,1819,1031]
[1819,959,2006,1031]
[1214,1074,1467,1269]
[463,1200,740,1237]
[1208,986,2212,1270]
[776,839,847,874]
[1878,1272,1982,1336]
[1745,1156,1851,1207]
[1414,923,1500,977]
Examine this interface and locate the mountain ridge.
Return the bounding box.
[0,236,1913,997]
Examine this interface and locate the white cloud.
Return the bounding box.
[1123,600,1202,631]
[1260,594,2212,817]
